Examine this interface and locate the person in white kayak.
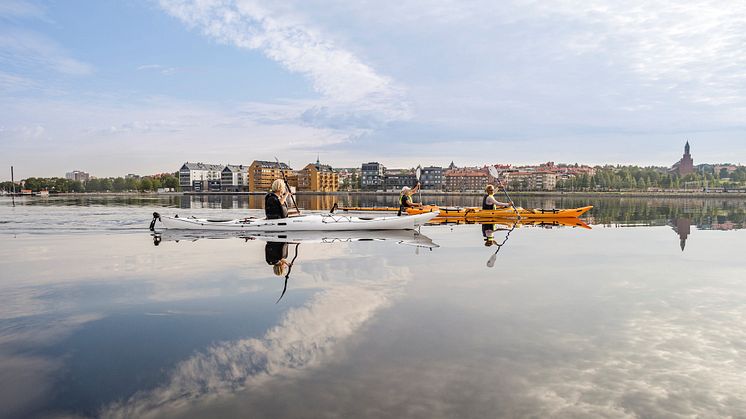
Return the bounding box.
[265,179,292,219]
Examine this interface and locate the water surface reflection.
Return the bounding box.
[0,197,744,417]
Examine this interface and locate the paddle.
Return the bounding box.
[276,243,300,303]
[486,220,517,268]
[415,166,422,205]
[487,166,521,220]
[275,157,300,215]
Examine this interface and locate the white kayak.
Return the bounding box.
[150,211,439,231]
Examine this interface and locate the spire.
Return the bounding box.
[684,141,690,155]
[316,154,320,167]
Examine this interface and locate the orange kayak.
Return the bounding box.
[426,216,591,229]
[340,205,593,219]
[407,205,593,219]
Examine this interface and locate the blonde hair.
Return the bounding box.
[485,184,495,193]
[273,261,287,276]
[271,179,285,193]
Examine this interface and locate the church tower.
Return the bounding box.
[674,141,694,176]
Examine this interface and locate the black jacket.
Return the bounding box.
[265,193,288,219]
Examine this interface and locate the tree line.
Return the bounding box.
[555,166,746,191]
[1,174,180,193]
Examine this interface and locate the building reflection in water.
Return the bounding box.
[671,218,691,251]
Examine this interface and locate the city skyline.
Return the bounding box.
[2,1,746,180]
[3,141,743,183]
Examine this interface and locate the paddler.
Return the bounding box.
[398,182,423,216]
[482,223,496,246]
[265,179,291,219]
[265,241,289,276]
[483,183,513,210]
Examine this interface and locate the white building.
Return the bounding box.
[221,165,249,192]
[179,162,225,192]
[65,170,90,182]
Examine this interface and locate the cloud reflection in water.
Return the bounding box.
[103,260,411,418]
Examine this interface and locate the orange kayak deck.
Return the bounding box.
[340,205,593,219]
[426,217,591,229]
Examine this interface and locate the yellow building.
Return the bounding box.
[298,161,339,192]
[248,160,296,192]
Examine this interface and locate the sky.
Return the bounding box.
[1,0,745,179]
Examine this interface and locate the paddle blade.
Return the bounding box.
[487,252,497,268]
[487,165,499,179]
[416,167,422,181]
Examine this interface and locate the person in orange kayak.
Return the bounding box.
[398,183,423,215]
[483,183,513,210]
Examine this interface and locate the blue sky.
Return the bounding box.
[1,0,745,179]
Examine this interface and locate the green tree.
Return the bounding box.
[100,178,113,191]
[140,178,153,191]
[125,177,139,191]
[113,177,126,192]
[162,175,179,190]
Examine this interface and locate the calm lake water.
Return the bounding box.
[0,195,744,418]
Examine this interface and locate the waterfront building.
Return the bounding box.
[361,162,386,191]
[221,165,249,192]
[336,168,359,191]
[65,170,90,182]
[419,166,444,190]
[672,141,694,176]
[714,164,738,177]
[444,169,489,192]
[384,169,417,192]
[503,171,557,191]
[298,159,339,192]
[179,162,224,192]
[248,160,295,192]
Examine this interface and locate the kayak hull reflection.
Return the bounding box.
[154,211,439,231]
[152,229,439,248]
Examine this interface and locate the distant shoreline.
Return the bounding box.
[5,191,746,198]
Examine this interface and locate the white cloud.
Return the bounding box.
[0,124,46,140]
[0,0,46,19]
[0,29,93,76]
[536,1,746,105]
[0,71,37,91]
[157,0,410,124]
[136,64,177,76]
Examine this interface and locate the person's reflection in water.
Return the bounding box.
[483,221,517,268]
[482,223,497,246]
[265,241,300,302]
[265,241,289,275]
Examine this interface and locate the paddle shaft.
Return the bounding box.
[415,168,422,205]
[275,158,300,215]
[498,179,521,220]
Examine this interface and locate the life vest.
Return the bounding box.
[265,193,288,219]
[398,193,411,216]
[482,194,496,210]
